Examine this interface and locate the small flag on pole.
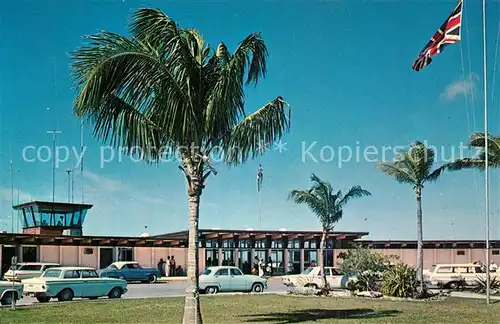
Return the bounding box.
[257,164,263,192]
[412,0,463,71]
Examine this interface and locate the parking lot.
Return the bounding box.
[13,279,289,306]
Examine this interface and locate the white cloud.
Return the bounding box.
[0,187,36,202]
[440,73,478,101]
[83,170,123,192]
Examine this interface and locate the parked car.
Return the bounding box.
[22,266,127,303]
[281,266,356,289]
[98,261,161,283]
[200,266,268,294]
[424,263,500,289]
[0,280,23,305]
[3,262,60,282]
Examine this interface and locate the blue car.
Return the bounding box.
[98,261,161,283]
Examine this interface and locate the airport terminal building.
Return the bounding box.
[1,201,499,276]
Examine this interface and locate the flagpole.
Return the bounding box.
[481,0,491,305]
[258,190,262,230]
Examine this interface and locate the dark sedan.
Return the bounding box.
[98,261,161,283]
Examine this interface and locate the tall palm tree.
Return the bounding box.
[70,8,290,324]
[444,132,500,170]
[377,141,444,295]
[288,174,371,293]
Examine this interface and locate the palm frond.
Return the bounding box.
[288,189,327,218]
[409,141,435,181]
[204,33,269,143]
[377,162,416,185]
[442,158,488,171]
[338,186,371,208]
[86,95,174,161]
[221,97,290,165]
[289,175,369,232]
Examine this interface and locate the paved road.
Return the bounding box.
[14,280,289,306]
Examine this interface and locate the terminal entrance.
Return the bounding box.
[100,248,114,269]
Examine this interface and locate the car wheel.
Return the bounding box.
[0,291,14,305]
[108,287,123,299]
[205,286,219,295]
[147,274,158,283]
[448,281,459,290]
[252,283,264,293]
[36,296,51,303]
[305,283,318,289]
[57,289,74,302]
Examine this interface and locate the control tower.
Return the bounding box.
[13,201,93,236]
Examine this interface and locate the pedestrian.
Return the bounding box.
[171,256,176,276]
[157,258,165,277]
[258,259,264,277]
[490,261,498,272]
[166,256,171,277]
[267,257,273,276]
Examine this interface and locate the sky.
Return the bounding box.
[1,0,500,240]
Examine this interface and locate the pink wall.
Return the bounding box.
[5,244,500,273]
[79,247,98,268]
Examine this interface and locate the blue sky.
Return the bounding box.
[1,0,500,240]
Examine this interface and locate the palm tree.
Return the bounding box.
[444,132,500,170]
[377,141,444,295]
[70,8,290,324]
[288,174,371,293]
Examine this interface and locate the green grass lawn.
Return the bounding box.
[1,295,499,323]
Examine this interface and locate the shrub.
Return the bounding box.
[338,246,397,276]
[338,247,397,292]
[381,263,417,298]
[472,276,500,294]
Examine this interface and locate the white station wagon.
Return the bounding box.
[3,262,60,282]
[200,266,267,294]
[22,267,128,303]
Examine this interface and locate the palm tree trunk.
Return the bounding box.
[415,186,424,295]
[319,230,329,294]
[182,193,203,324]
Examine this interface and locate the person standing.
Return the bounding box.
[258,259,264,277]
[157,258,166,277]
[165,256,171,277]
[171,256,176,276]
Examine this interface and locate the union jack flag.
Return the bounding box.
[257,164,263,192]
[412,0,463,71]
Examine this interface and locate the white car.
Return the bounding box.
[22,267,128,303]
[3,262,60,282]
[281,266,355,289]
[424,263,500,289]
[200,266,268,294]
[0,280,23,306]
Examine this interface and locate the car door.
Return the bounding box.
[125,264,142,280]
[120,264,134,280]
[214,268,231,291]
[329,268,343,289]
[81,270,105,297]
[63,270,84,297]
[229,268,247,291]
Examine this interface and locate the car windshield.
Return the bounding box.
[43,269,62,278]
[301,267,315,275]
[429,265,436,273]
[106,264,118,269]
[202,269,212,275]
